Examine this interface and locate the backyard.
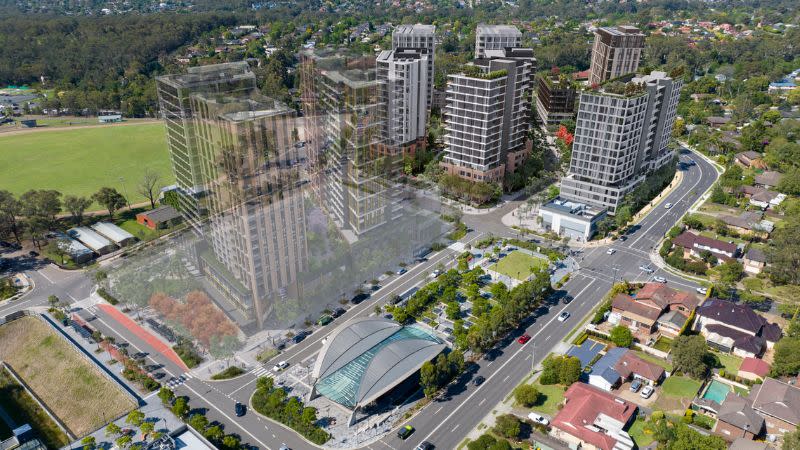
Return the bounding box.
[653,375,702,412]
[488,251,549,281]
[526,381,567,415]
[0,316,136,437]
[0,122,172,208]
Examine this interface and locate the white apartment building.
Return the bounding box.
[560,71,682,213]
[392,24,435,107]
[589,26,645,86]
[442,48,534,183]
[377,49,429,149]
[475,24,522,59]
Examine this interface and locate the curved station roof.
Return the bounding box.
[312,317,445,409]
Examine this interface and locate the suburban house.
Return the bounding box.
[672,231,738,263]
[587,347,666,391]
[734,151,767,169]
[729,438,773,450]
[550,383,637,450]
[610,283,701,339]
[743,248,768,275]
[135,205,182,230]
[749,189,786,210]
[707,116,732,128]
[738,357,770,381]
[719,211,773,238]
[714,392,766,441]
[749,377,800,436]
[693,299,782,358]
[754,171,783,189]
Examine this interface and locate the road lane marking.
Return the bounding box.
[478,398,486,406]
[38,269,55,284]
[418,278,597,442]
[502,375,510,382]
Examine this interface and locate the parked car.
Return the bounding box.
[640,385,655,399]
[28,250,38,257]
[473,375,485,386]
[639,265,655,274]
[528,412,549,426]
[235,402,246,417]
[272,361,289,372]
[696,287,708,295]
[331,307,346,318]
[397,425,415,440]
[396,267,407,275]
[664,202,672,209]
[317,314,333,326]
[653,276,667,283]
[557,311,570,322]
[517,334,531,344]
[350,292,370,304]
[606,248,615,255]
[630,379,642,392]
[415,441,434,450]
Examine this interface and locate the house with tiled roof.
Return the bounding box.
[754,171,783,189]
[720,211,773,238]
[749,377,800,436]
[735,151,767,169]
[586,347,667,392]
[672,231,738,263]
[749,189,786,210]
[738,357,770,381]
[714,391,765,441]
[610,283,700,338]
[693,299,781,358]
[551,383,637,450]
[743,248,768,275]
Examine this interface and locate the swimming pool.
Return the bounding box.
[701,380,731,404]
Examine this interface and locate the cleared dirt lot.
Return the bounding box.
[0,316,136,437]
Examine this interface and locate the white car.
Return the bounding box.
[653,276,667,283]
[272,361,289,372]
[664,202,672,209]
[696,287,708,295]
[640,385,655,399]
[606,248,616,255]
[528,412,549,426]
[557,311,570,322]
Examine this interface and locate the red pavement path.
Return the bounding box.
[97,304,190,371]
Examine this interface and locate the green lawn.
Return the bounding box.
[115,208,182,242]
[0,123,173,209]
[661,376,703,398]
[653,336,673,352]
[528,381,566,415]
[634,350,673,372]
[712,351,743,374]
[488,251,549,281]
[629,418,655,448]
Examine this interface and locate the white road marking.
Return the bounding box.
[478,398,486,406]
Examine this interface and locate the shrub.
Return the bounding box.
[514,384,540,407]
[493,414,522,439]
[97,288,119,305]
[610,325,634,348]
[211,366,245,380]
[251,381,329,444]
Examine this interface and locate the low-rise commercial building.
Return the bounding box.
[538,198,606,241]
[67,226,117,255]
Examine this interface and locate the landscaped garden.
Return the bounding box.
[488,251,549,281]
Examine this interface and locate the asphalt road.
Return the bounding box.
[0,148,718,450]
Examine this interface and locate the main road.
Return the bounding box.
[0,148,718,450]
[185,148,719,450]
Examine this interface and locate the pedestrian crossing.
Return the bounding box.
[251,366,270,377]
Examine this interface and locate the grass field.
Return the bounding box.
[628,418,655,448]
[661,376,702,398]
[0,123,173,209]
[527,381,566,415]
[0,368,68,448]
[489,251,549,281]
[0,317,136,437]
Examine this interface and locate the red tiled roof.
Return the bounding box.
[739,357,770,378]
[672,231,737,255]
[612,293,661,323]
[636,283,700,311]
[552,383,637,450]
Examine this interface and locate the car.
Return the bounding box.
[517,334,531,344]
[350,292,370,304]
[619,235,627,241]
[292,334,306,344]
[397,425,415,440]
[429,269,442,278]
[640,385,655,399]
[664,202,672,209]
[528,412,549,426]
[27,250,38,257]
[279,445,291,450]
[272,361,289,372]
[331,307,346,318]
[396,267,407,275]
[317,314,333,326]
[415,441,434,450]
[639,265,654,274]
[653,276,667,283]
[630,379,642,392]
[557,311,570,322]
[473,375,485,386]
[606,248,616,255]
[235,402,246,416]
[696,287,708,295]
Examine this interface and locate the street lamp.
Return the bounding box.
[119,176,132,210]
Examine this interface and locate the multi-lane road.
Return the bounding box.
[0,148,718,450]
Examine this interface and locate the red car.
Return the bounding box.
[517,334,531,344]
